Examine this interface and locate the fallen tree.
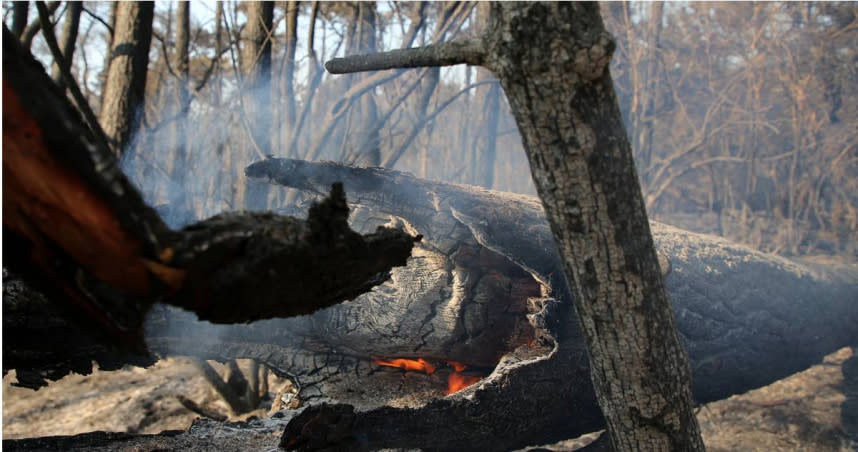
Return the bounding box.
[7,158,854,450]
[245,158,856,450]
[2,25,417,389]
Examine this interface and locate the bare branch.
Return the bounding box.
[82,5,113,37]
[325,38,486,74]
[21,0,60,49]
[383,79,497,168]
[35,1,110,153]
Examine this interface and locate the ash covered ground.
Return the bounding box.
[3,348,857,450]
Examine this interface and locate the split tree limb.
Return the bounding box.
[2,26,418,386]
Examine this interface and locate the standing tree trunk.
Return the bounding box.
[240,1,274,210]
[168,1,190,212]
[281,1,299,141]
[323,2,704,450]
[484,4,702,449]
[98,1,154,156]
[351,2,381,167]
[50,1,83,93]
[470,3,499,189]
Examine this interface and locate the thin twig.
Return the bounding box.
[82,6,113,37]
[383,79,497,168]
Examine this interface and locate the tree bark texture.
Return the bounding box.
[50,0,82,93]
[2,30,417,387]
[478,3,703,450]
[98,1,154,155]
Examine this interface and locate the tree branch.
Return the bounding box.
[325,38,486,74]
[35,1,111,153]
[81,5,113,37]
[21,0,60,49]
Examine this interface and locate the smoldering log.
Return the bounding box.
[8,156,854,450]
[2,26,417,388]
[240,158,857,450]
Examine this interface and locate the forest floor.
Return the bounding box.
[3,348,857,450]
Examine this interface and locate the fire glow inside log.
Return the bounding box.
[447,373,482,395]
[371,357,486,395]
[372,357,436,374]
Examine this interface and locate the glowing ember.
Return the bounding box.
[446,373,482,394]
[447,360,467,372]
[372,357,436,374]
[372,357,483,394]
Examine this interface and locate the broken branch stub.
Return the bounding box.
[167,183,421,324]
[324,38,486,74]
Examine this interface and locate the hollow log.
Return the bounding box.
[237,158,856,450]
[2,27,417,388]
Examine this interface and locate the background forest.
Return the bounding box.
[6,1,857,260]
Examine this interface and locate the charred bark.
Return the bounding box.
[2,28,417,386]
[240,158,857,450]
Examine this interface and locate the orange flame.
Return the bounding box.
[372,357,436,374]
[446,373,482,394]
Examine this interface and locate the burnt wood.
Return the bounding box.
[3,158,856,449]
[242,158,857,451]
[2,27,417,388]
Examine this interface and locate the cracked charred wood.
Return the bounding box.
[2,271,157,390]
[164,183,419,324]
[244,158,858,450]
[2,26,417,388]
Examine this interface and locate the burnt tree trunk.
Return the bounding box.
[321,2,704,450]
[98,1,154,155]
